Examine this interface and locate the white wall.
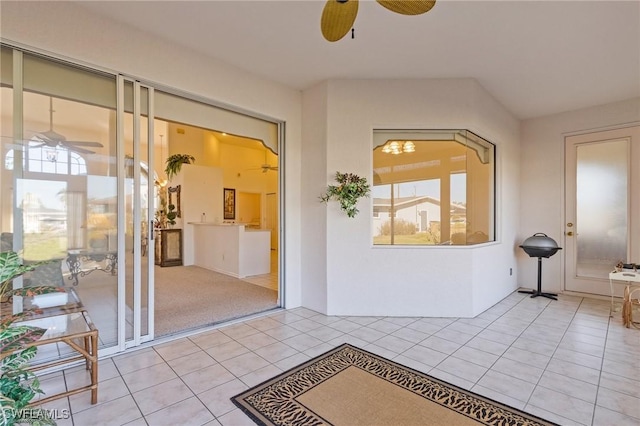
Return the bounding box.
[519,98,640,293]
[312,79,520,317]
[1,1,303,307]
[301,83,329,313]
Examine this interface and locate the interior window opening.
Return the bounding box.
[372,129,495,246]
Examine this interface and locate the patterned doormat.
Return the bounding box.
[232,344,557,426]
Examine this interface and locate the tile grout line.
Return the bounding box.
[521,297,594,426]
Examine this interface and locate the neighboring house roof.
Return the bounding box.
[373,196,466,213]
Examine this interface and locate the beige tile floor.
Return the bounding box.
[241,250,278,291]
[34,292,639,426]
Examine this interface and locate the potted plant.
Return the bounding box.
[320,172,371,218]
[166,204,177,227]
[164,154,195,181]
[1,251,64,426]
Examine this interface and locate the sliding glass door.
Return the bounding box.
[0,46,154,354]
[1,43,283,352]
[1,47,123,351]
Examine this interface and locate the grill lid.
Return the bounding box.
[520,233,562,258]
[521,233,560,249]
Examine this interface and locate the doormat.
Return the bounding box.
[231,343,557,426]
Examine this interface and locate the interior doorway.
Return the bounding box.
[151,118,281,337]
[564,125,640,297]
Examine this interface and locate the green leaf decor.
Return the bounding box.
[320,172,371,218]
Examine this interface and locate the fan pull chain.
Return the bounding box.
[351,28,355,39]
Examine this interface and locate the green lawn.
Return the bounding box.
[22,233,68,260]
[373,233,438,245]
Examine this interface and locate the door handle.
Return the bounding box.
[566,231,574,236]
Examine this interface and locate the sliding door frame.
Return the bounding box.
[117,75,155,350]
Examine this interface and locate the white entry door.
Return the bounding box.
[564,126,640,296]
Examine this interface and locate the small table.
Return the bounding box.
[1,311,99,405]
[21,286,84,318]
[66,250,117,286]
[609,270,640,324]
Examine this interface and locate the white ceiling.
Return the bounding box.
[75,1,638,120]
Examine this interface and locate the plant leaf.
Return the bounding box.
[0,325,46,354]
[0,395,18,425]
[1,346,38,371]
[6,286,66,298]
[0,251,54,297]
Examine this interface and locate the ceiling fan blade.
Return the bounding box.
[321,0,359,42]
[38,129,67,142]
[66,145,96,155]
[63,140,104,148]
[376,0,436,15]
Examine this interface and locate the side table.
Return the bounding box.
[609,270,640,324]
[1,310,99,405]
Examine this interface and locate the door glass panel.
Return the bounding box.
[140,102,150,338]
[124,80,135,341]
[123,83,151,342]
[576,139,628,278]
[14,54,118,349]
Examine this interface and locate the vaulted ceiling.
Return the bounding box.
[74,0,640,120]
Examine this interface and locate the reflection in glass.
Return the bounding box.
[372,130,494,246]
[1,51,119,350]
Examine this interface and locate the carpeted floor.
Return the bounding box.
[153,265,278,337]
[73,255,279,344]
[232,344,558,426]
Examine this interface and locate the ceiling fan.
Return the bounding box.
[31,97,104,155]
[248,163,278,173]
[247,151,278,173]
[321,0,436,42]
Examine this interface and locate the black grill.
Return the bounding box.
[518,233,562,300]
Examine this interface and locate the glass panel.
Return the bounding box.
[13,52,118,350]
[372,130,494,246]
[450,173,467,244]
[576,139,628,278]
[140,90,150,338]
[0,47,14,247]
[123,80,134,341]
[123,83,151,341]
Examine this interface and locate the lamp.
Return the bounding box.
[381,140,415,155]
[45,147,58,162]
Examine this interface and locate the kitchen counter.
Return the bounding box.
[187,222,270,278]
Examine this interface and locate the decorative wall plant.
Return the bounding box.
[320,172,371,218]
[164,154,195,181]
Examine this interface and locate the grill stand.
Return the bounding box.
[518,257,558,300]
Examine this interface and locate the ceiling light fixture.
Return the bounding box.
[381,140,415,155]
[45,147,58,162]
